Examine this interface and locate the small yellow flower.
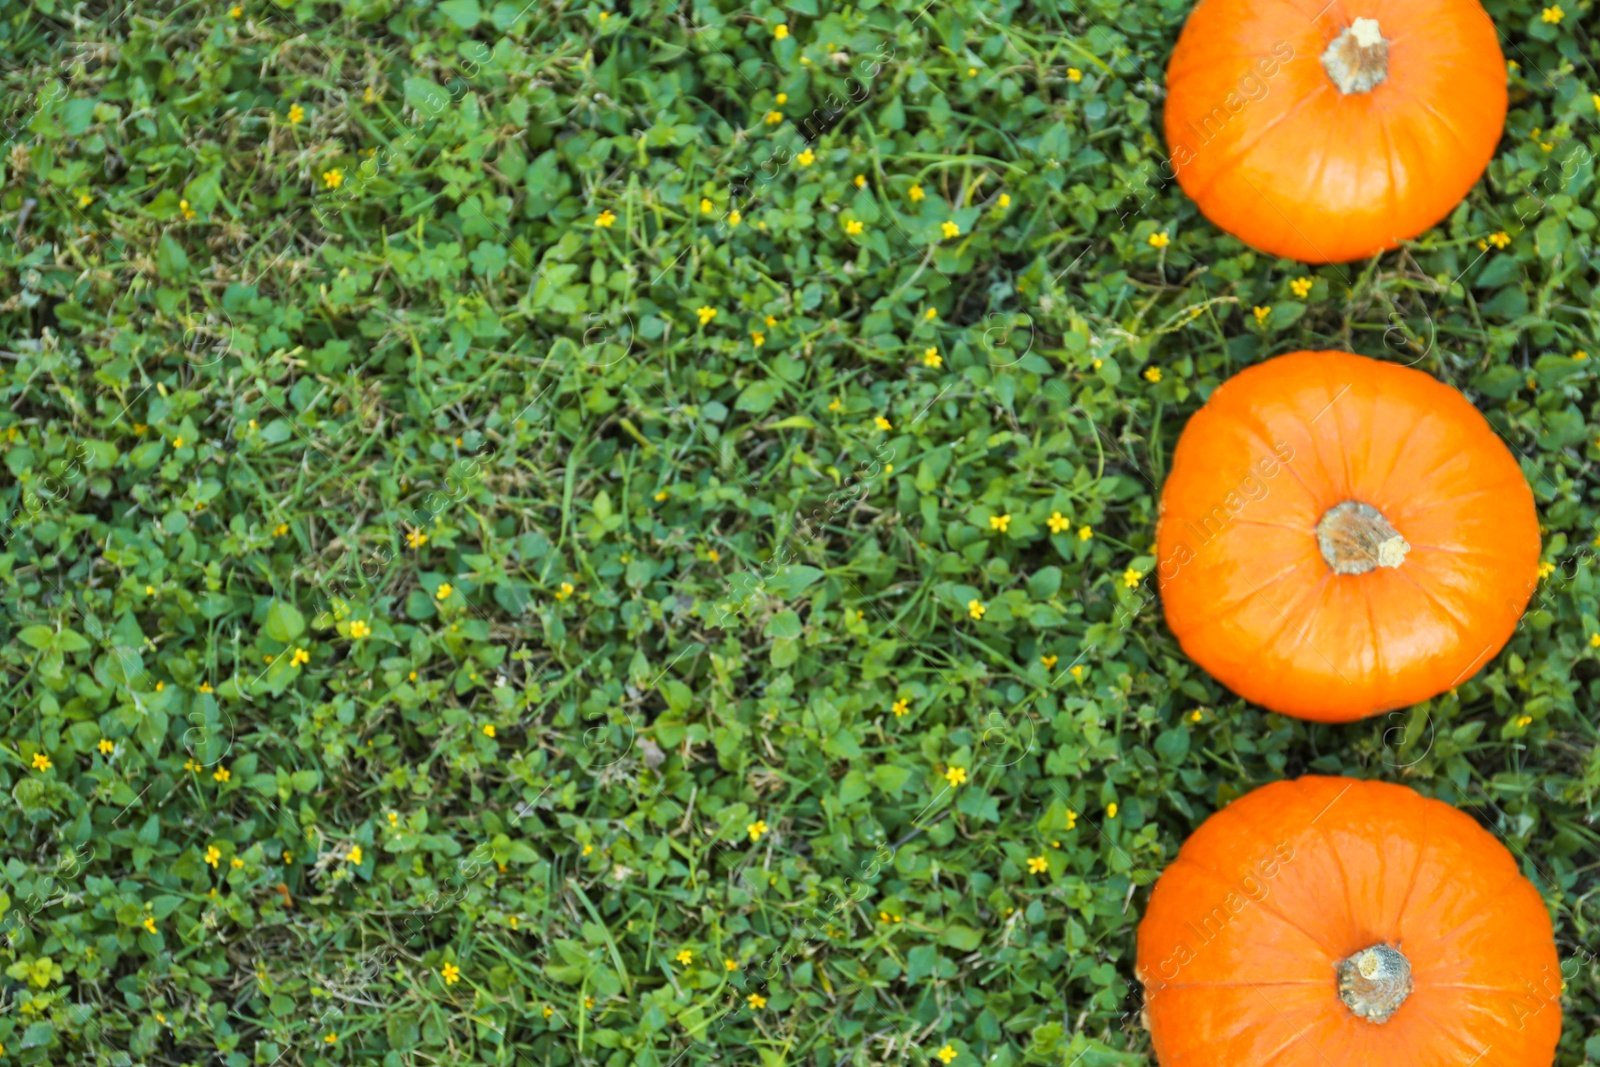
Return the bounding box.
[199,682,213,694]
[288,103,305,124]
[967,599,985,620]
[1572,351,1587,361]
[1027,855,1048,874]
[1190,709,1204,723]
[229,4,242,16]
[725,958,739,971]
[748,819,768,841]
[1289,277,1314,298]
[696,305,718,326]
[797,149,815,166]
[937,1045,959,1065]
[853,174,866,188]
[751,331,765,347]
[1541,5,1563,22]
[30,752,51,771]
[1047,512,1070,534]
[272,523,289,537]
[892,698,910,717]
[542,1004,554,1018]
[1489,231,1511,248]
[322,168,343,189]
[989,514,1011,533]
[728,209,742,226]
[185,758,198,772]
[676,949,693,965]
[1593,94,1600,112]
[98,739,115,754]
[776,93,788,104]
[172,436,185,449]
[1516,715,1533,727]
[143,917,157,933]
[324,1034,337,1045]
[291,647,310,667]
[701,198,713,214]
[828,397,842,412]
[748,993,768,1009]
[1041,654,1058,669]
[1107,803,1119,819]
[968,66,978,76]
[440,962,461,985]
[766,110,784,125]
[941,220,961,239]
[584,996,595,1009]
[1538,561,1556,579]
[1122,567,1144,589]
[923,347,942,368]
[998,193,1011,208]
[1069,665,1084,680]
[875,415,892,431]
[594,210,617,228]
[483,724,496,738]
[435,582,453,600]
[925,307,938,320]
[909,184,925,202]
[774,23,788,38]
[944,766,967,787]
[363,86,376,102]
[1253,306,1270,324]
[349,620,371,639]
[213,766,230,782]
[157,682,167,692]
[79,192,94,208]
[845,219,864,235]
[1067,68,1082,82]
[407,528,428,548]
[555,581,576,600]
[205,845,221,867]
[655,489,669,501]
[1078,525,1093,541]
[1148,231,1170,249]
[231,856,245,869]
[1144,367,1162,382]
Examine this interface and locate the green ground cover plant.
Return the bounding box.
[0,0,1597,1064]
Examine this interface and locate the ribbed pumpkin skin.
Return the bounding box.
[1156,351,1538,722]
[1136,777,1562,1067]
[1164,0,1506,263]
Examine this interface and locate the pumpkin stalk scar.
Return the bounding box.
[1321,18,1390,95]
[1316,501,1410,575]
[1337,943,1413,1023]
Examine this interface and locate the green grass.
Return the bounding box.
[0,0,1598,1064]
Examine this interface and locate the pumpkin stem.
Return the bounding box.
[1337,943,1413,1023]
[1321,18,1390,95]
[1316,501,1409,575]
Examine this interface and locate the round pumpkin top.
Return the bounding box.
[1156,351,1538,722]
[1136,776,1561,1067]
[1164,0,1506,263]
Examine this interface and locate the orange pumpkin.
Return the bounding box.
[1164,0,1506,263]
[1136,776,1561,1067]
[1156,351,1538,722]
